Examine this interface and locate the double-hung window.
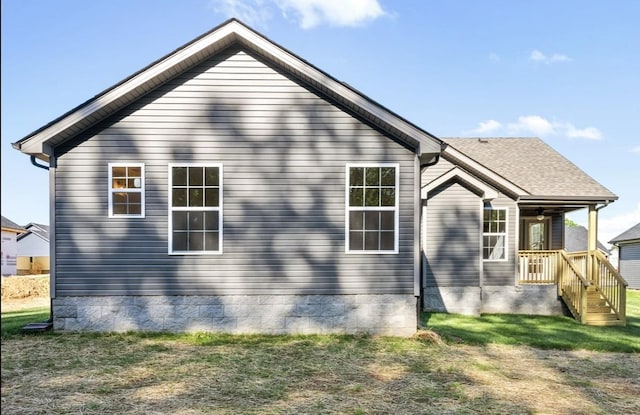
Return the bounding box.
[346,164,399,253]
[483,208,507,261]
[169,164,223,254]
[108,163,145,218]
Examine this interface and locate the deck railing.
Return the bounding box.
[565,251,588,277]
[518,249,627,325]
[557,250,590,323]
[517,250,559,284]
[591,250,627,325]
[518,250,590,322]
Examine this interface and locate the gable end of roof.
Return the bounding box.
[609,222,640,244]
[12,19,441,161]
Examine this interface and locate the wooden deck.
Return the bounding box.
[518,250,627,326]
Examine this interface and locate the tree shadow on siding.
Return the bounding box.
[422,183,482,322]
[52,43,415,333]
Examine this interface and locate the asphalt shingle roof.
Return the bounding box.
[1,216,26,232]
[609,222,640,244]
[565,225,609,253]
[18,223,50,243]
[442,137,617,199]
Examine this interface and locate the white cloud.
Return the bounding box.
[489,53,500,63]
[211,0,388,29]
[563,124,603,140]
[212,0,273,27]
[530,49,572,64]
[567,203,640,247]
[465,115,603,140]
[631,145,640,153]
[466,119,502,135]
[507,115,556,136]
[599,203,640,246]
[278,0,387,28]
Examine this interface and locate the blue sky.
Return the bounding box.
[2,0,639,244]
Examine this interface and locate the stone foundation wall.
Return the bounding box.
[52,294,417,336]
[423,287,481,315]
[423,285,563,316]
[481,285,563,315]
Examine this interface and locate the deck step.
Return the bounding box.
[588,306,613,313]
[586,313,621,324]
[22,321,53,333]
[585,318,625,326]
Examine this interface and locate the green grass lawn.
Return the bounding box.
[422,289,640,353]
[1,306,49,338]
[2,292,639,414]
[2,290,638,352]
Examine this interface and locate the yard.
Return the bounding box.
[1,288,639,414]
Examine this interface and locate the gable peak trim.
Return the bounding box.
[422,166,499,201]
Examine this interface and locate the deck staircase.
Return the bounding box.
[585,286,624,326]
[518,249,627,326]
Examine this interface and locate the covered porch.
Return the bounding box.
[517,203,627,326]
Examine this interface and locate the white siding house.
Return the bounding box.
[1,216,26,276]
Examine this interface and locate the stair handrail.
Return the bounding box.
[558,250,590,323]
[559,250,590,286]
[591,250,627,325]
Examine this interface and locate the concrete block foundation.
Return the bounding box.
[423,285,564,316]
[52,294,417,336]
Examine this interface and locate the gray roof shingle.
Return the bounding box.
[565,225,609,253]
[1,216,26,232]
[609,222,640,244]
[18,223,50,243]
[442,137,617,200]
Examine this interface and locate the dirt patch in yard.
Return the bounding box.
[1,275,49,300]
[2,332,639,414]
[1,275,50,313]
[1,296,50,313]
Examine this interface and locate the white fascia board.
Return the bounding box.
[17,24,240,156]
[422,166,499,200]
[443,145,528,197]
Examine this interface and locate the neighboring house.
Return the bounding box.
[565,225,610,256]
[1,216,26,276]
[609,223,640,289]
[17,223,50,275]
[11,19,626,334]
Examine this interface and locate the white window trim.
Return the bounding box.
[345,163,400,254]
[168,163,223,255]
[483,206,508,262]
[108,162,145,218]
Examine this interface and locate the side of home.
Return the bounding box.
[13,20,442,335]
[12,19,625,333]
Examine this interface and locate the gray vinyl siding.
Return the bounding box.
[424,182,481,287]
[551,214,564,250]
[53,47,416,296]
[482,196,517,286]
[421,157,456,183]
[421,158,518,287]
[619,243,640,289]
